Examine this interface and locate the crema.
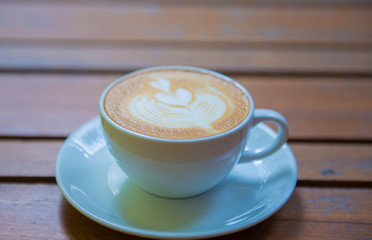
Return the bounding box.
[104,68,250,139]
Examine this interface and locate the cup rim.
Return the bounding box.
[99,65,255,143]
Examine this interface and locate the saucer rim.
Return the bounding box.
[55,116,297,239]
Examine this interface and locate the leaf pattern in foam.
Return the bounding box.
[128,77,226,129]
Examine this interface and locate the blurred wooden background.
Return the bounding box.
[0,0,371,239]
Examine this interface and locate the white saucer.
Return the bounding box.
[55,117,297,239]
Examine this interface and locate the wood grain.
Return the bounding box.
[293,143,372,182]
[1,44,371,74]
[0,140,62,178]
[236,76,372,140]
[1,1,371,75]
[1,139,371,183]
[0,74,112,137]
[7,0,372,5]
[1,1,370,240]
[1,74,371,139]
[1,3,371,44]
[0,184,371,240]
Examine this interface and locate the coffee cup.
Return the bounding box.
[99,66,289,198]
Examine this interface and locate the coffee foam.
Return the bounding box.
[104,69,250,139]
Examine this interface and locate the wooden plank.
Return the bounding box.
[1,139,372,183]
[236,76,372,140]
[293,143,372,182]
[0,184,371,239]
[274,187,372,224]
[1,74,372,139]
[0,73,113,137]
[8,0,372,6]
[1,3,371,44]
[1,44,372,74]
[0,140,62,178]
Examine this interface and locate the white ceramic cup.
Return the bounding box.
[99,66,289,198]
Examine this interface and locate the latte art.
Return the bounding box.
[104,69,250,139]
[127,77,229,130]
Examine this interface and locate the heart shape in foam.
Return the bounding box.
[150,77,171,92]
[155,88,192,107]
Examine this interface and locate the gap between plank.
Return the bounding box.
[1,177,371,189]
[0,177,56,184]
[2,136,372,144]
[296,180,372,189]
[1,39,372,50]
[1,69,372,79]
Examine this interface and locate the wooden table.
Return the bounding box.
[1,1,371,239]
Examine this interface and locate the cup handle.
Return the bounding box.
[240,109,289,162]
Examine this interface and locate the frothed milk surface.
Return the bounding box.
[104,69,250,139]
